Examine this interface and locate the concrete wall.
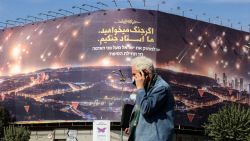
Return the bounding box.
[30,129,128,141]
[29,129,211,141]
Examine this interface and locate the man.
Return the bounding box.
[125,56,175,141]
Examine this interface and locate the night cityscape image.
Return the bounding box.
[0,9,250,129]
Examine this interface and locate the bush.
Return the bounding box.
[3,125,30,141]
[0,107,10,138]
[204,103,250,141]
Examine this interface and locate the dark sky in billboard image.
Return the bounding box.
[0,9,157,73]
[0,9,250,128]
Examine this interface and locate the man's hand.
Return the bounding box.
[124,128,129,135]
[135,70,145,90]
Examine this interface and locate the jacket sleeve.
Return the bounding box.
[135,85,169,116]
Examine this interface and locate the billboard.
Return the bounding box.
[0,9,249,128]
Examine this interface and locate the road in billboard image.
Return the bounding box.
[0,9,249,128]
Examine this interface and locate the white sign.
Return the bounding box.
[66,136,77,141]
[67,130,77,138]
[93,120,110,141]
[67,130,78,141]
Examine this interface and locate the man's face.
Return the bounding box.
[131,65,150,84]
[131,65,150,78]
[131,65,141,86]
[131,65,140,78]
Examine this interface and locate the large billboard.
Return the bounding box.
[0,9,249,128]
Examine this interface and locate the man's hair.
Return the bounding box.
[131,56,155,73]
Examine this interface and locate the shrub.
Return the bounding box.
[0,107,10,138]
[204,104,250,141]
[3,125,30,141]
